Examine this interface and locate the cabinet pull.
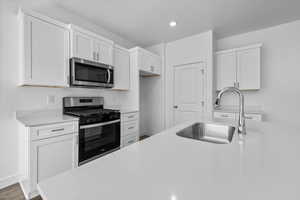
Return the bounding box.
[128,140,135,144]
[236,82,240,88]
[150,66,154,72]
[127,115,135,118]
[51,128,64,132]
[245,116,253,119]
[97,52,100,61]
[221,114,229,117]
[128,126,135,130]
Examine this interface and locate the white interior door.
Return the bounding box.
[173,62,205,125]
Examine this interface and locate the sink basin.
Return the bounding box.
[176,122,236,144]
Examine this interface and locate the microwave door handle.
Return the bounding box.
[107,69,111,84]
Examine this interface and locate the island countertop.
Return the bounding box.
[38,120,300,200]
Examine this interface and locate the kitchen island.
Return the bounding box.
[38,120,300,200]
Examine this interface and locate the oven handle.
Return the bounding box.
[80,119,120,129]
[107,69,111,84]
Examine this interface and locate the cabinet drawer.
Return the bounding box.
[121,134,139,148]
[214,112,235,120]
[31,122,78,141]
[122,121,139,137]
[122,112,139,122]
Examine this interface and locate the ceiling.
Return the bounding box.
[25,0,300,46]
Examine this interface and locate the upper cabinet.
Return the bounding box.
[19,10,70,87]
[113,45,130,90]
[131,47,162,76]
[215,44,262,90]
[70,25,114,65]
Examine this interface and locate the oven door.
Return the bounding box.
[70,58,114,88]
[78,119,120,165]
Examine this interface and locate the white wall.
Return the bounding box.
[0,0,136,188]
[217,20,300,133]
[165,31,214,128]
[139,44,166,136]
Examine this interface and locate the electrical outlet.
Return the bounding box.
[47,95,56,105]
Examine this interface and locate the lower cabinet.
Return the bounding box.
[19,121,78,199]
[121,111,139,148]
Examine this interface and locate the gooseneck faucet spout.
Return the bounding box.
[215,87,246,136]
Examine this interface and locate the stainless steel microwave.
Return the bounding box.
[70,57,114,88]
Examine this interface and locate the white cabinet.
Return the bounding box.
[113,45,130,90]
[121,111,139,148]
[216,52,236,89]
[236,48,261,90]
[19,121,78,199]
[215,44,262,90]
[72,31,94,60]
[131,47,162,76]
[19,10,70,87]
[31,134,77,191]
[70,25,114,65]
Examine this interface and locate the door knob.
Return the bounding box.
[173,105,178,109]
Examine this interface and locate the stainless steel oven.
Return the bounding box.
[63,97,120,165]
[70,57,114,88]
[79,119,120,165]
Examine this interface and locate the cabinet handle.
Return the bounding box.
[245,116,253,119]
[97,52,100,61]
[150,66,154,72]
[173,105,178,109]
[51,128,64,132]
[128,140,135,144]
[221,114,229,117]
[128,126,135,130]
[128,115,135,119]
[236,82,240,88]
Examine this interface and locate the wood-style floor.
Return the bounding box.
[0,184,42,200]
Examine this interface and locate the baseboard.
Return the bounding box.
[0,174,20,190]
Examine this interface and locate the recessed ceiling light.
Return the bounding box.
[169,21,177,27]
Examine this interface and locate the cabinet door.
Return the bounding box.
[216,52,237,90]
[73,31,93,60]
[24,16,69,87]
[138,49,161,75]
[236,48,261,90]
[151,55,162,74]
[138,50,151,72]
[94,39,113,65]
[113,46,130,90]
[30,134,78,191]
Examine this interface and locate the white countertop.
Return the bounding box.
[16,109,78,127]
[105,105,139,114]
[38,119,300,200]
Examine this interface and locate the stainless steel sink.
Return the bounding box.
[176,122,236,144]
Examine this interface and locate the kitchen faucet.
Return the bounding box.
[215,87,246,136]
